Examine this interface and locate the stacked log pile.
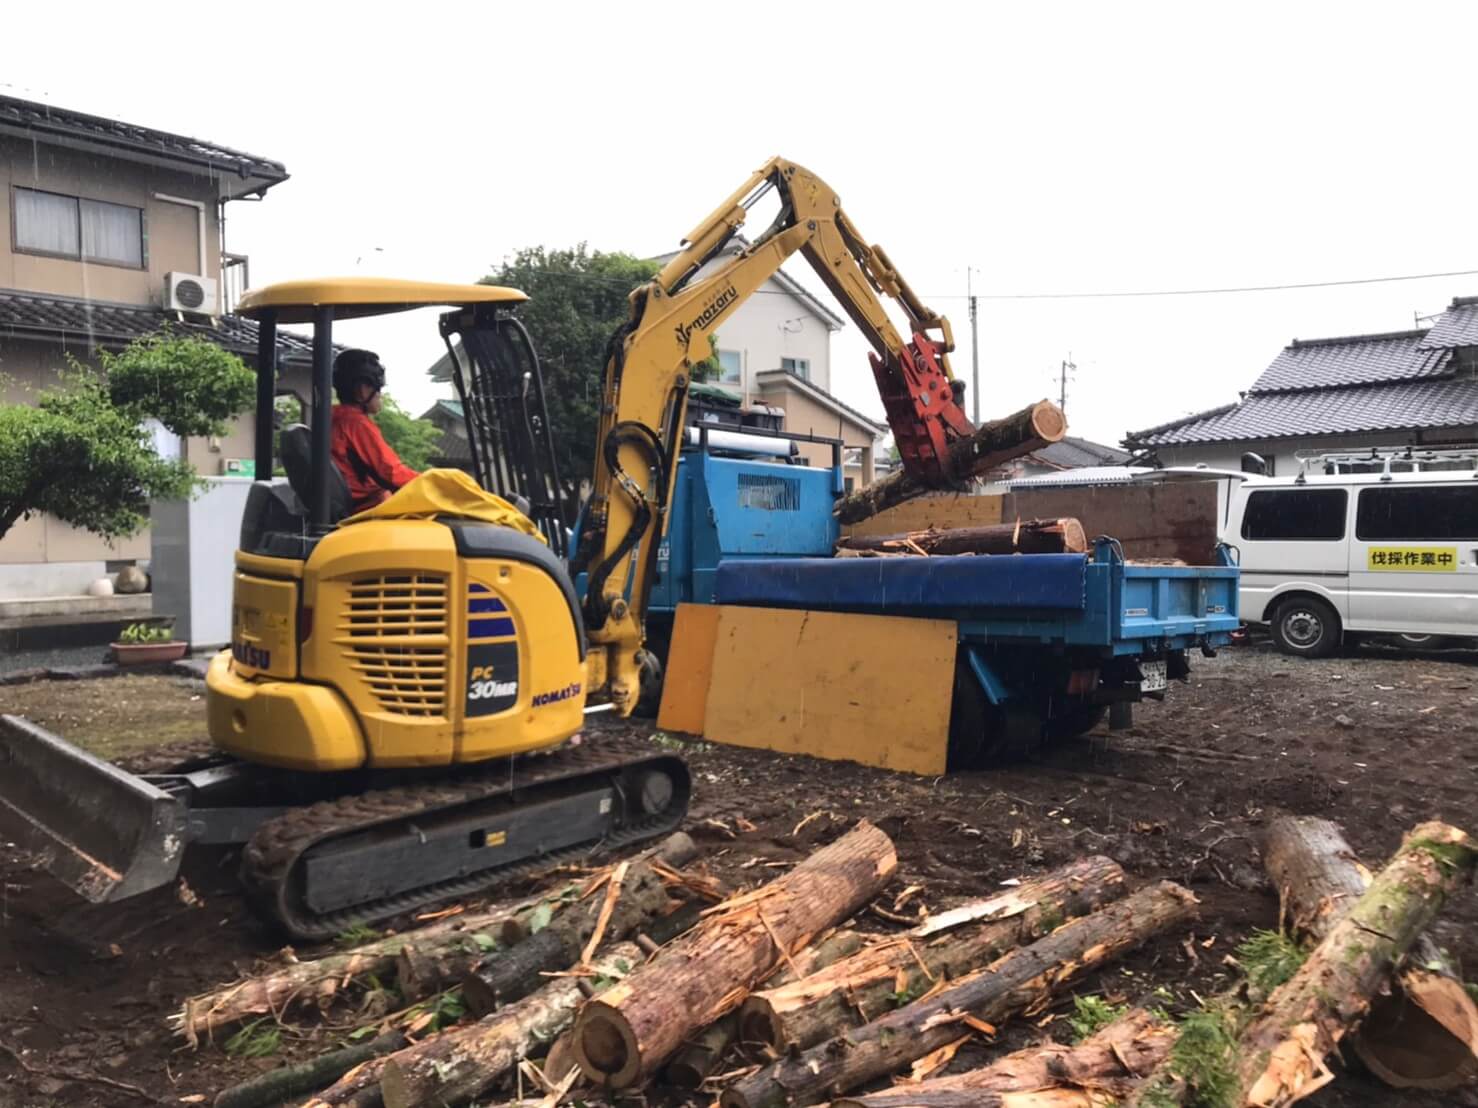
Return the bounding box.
[180,817,1476,1108]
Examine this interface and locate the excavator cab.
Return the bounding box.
[213,278,587,773]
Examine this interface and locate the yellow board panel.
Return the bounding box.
[656,604,721,734]
[703,606,957,776]
[841,494,1004,539]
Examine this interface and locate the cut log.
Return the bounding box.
[761,929,865,991]
[1264,815,1478,1090]
[380,941,641,1108]
[664,1014,739,1089]
[833,1007,1175,1108]
[301,1048,398,1108]
[460,860,672,1016]
[836,519,1088,557]
[723,880,1197,1108]
[740,855,1127,1050]
[572,820,898,1088]
[834,400,1067,525]
[175,901,524,1044]
[213,1029,405,1108]
[1234,821,1477,1108]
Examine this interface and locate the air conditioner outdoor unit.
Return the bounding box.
[164,272,218,316]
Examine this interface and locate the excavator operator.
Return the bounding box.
[330,348,420,511]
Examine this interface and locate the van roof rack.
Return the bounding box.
[1292,446,1478,483]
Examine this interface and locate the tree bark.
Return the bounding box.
[379,942,642,1108]
[213,1030,406,1108]
[572,820,898,1088]
[722,880,1197,1108]
[1234,821,1477,1108]
[836,519,1088,557]
[460,861,672,1016]
[740,856,1127,1051]
[833,1007,1175,1108]
[301,1050,398,1108]
[834,400,1067,525]
[760,929,865,991]
[176,901,524,1044]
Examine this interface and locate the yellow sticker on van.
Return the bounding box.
[1367,546,1459,571]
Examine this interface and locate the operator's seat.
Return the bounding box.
[279,423,353,525]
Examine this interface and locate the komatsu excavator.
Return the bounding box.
[0,158,974,938]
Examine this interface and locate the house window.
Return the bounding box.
[716,349,741,385]
[781,356,810,380]
[14,187,144,268]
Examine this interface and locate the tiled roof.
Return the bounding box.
[0,94,287,198]
[0,289,315,365]
[1249,330,1449,393]
[1127,378,1478,446]
[1420,296,1478,350]
[1034,436,1133,468]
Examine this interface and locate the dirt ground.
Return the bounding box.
[0,638,1475,1107]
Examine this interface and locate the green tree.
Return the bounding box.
[0,332,254,541]
[477,245,659,507]
[374,394,441,470]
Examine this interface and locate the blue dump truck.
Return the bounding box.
[620,422,1239,769]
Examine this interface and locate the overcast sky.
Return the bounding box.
[8,1,1478,448]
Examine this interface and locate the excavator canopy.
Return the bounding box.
[236,276,527,323]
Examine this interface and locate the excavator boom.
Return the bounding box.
[576,158,975,712]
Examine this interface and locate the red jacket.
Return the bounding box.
[331,404,420,511]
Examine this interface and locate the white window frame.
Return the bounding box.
[715,348,742,386]
[781,356,811,380]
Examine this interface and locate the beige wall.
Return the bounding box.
[0,135,220,308]
[758,384,877,484]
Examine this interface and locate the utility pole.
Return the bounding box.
[968,267,980,423]
[1058,353,1076,415]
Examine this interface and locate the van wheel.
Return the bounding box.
[1272,597,1341,658]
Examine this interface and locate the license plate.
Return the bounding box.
[1140,659,1168,692]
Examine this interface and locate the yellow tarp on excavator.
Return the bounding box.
[339,468,545,540]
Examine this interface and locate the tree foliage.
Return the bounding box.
[102,330,255,438]
[374,394,441,471]
[477,245,659,503]
[0,332,254,542]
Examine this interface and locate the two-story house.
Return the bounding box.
[0,95,297,598]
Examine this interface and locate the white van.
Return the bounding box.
[1224,462,1478,656]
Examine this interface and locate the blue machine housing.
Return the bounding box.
[648,449,841,616]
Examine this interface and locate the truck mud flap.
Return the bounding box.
[0,714,187,902]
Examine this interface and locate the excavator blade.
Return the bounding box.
[0,714,187,902]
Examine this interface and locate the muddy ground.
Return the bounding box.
[0,639,1474,1107]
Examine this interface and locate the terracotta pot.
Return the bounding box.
[110,640,189,665]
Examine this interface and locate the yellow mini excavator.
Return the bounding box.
[0,158,975,938]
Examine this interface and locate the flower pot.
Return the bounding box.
[111,640,189,666]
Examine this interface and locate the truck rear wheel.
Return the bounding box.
[1271,596,1341,658]
[1046,703,1107,741]
[948,663,1044,767]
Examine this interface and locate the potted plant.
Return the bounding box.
[111,619,188,665]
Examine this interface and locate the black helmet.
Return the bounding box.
[333,349,386,403]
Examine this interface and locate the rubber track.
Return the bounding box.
[241,737,687,941]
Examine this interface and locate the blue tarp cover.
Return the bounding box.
[713,554,1089,613]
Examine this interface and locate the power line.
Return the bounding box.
[488,262,1478,303]
[967,266,1478,301]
